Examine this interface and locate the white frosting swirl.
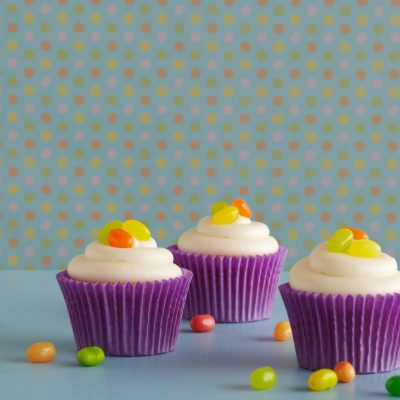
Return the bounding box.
[67,238,182,283]
[289,242,400,295]
[177,216,279,256]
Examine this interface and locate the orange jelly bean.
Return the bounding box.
[344,226,368,240]
[232,198,252,218]
[273,321,292,341]
[26,341,56,363]
[108,228,133,248]
[334,361,356,383]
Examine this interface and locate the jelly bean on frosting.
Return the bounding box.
[327,228,353,253]
[347,239,381,258]
[212,205,239,225]
[232,198,252,218]
[108,228,134,248]
[344,226,368,240]
[97,220,123,244]
[211,201,228,216]
[122,219,151,241]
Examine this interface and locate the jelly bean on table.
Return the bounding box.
[334,361,356,383]
[308,369,338,391]
[273,321,292,341]
[190,314,216,333]
[249,366,277,390]
[212,205,239,225]
[327,228,353,253]
[122,219,151,241]
[77,346,105,367]
[386,376,400,397]
[108,228,134,248]
[232,198,252,218]
[26,342,56,363]
[346,239,381,258]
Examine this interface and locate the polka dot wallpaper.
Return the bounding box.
[1,0,399,269]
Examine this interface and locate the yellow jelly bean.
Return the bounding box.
[97,220,123,244]
[212,205,239,225]
[327,228,353,253]
[122,219,151,241]
[308,369,338,392]
[211,201,228,215]
[346,239,381,258]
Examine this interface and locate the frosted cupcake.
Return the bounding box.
[280,226,400,373]
[57,219,192,356]
[169,199,287,322]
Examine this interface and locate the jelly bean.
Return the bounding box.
[327,228,353,253]
[122,219,151,241]
[211,201,228,216]
[308,369,338,391]
[97,220,123,244]
[190,314,216,333]
[232,198,252,218]
[212,205,239,225]
[26,341,56,363]
[77,346,105,367]
[108,229,133,248]
[386,376,400,397]
[347,239,381,258]
[249,366,277,390]
[344,226,368,240]
[334,361,356,383]
[273,321,292,341]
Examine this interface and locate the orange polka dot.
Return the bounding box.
[9,238,18,247]
[353,212,364,223]
[273,96,283,106]
[223,69,234,79]
[355,141,365,151]
[389,69,399,79]
[207,96,217,106]
[290,69,300,79]
[107,41,118,52]
[373,42,383,53]
[208,23,218,34]
[107,113,118,123]
[91,67,101,78]
[223,140,233,151]
[157,211,166,221]
[391,0,400,6]
[289,141,299,150]
[74,22,85,33]
[124,211,134,219]
[90,211,101,221]
[272,168,282,178]
[322,141,332,151]
[74,95,85,105]
[323,69,333,79]
[388,141,398,151]
[256,141,267,151]
[58,68,68,78]
[58,139,68,149]
[25,139,35,149]
[239,185,249,195]
[8,22,18,33]
[8,166,19,176]
[41,185,52,195]
[307,42,317,52]
[173,185,183,195]
[190,140,200,151]
[41,113,52,123]
[191,0,201,5]
[158,0,168,5]
[141,167,150,177]
[157,68,167,78]
[358,0,368,5]
[25,68,35,77]
[240,41,251,52]
[124,0,134,5]
[338,168,348,178]
[74,167,85,177]
[305,186,315,196]
[255,211,265,221]
[257,69,267,79]
[25,211,35,221]
[274,24,284,34]
[370,186,380,196]
[240,114,250,124]
[174,41,184,52]
[306,114,316,124]
[141,95,151,105]
[224,0,235,5]
[74,238,85,248]
[189,211,200,221]
[320,212,331,222]
[124,140,135,150]
[291,0,301,5]
[206,168,216,177]
[386,212,396,222]
[8,94,18,104]
[372,114,381,125]
[42,256,52,266]
[90,139,101,150]
[107,185,118,195]
[141,23,151,33]
[339,96,349,106]
[340,24,351,34]
[190,68,201,78]
[174,114,184,124]
[288,212,298,222]
[58,211,68,221]
[324,0,334,5]
[124,68,134,78]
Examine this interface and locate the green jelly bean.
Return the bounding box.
[211,201,228,216]
[308,369,338,391]
[327,228,353,253]
[77,346,105,367]
[97,220,122,244]
[249,366,277,390]
[386,376,400,397]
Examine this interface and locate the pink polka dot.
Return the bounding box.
[141,59,151,69]
[389,106,398,116]
[222,176,233,186]
[374,6,384,17]
[304,221,315,232]
[8,130,18,141]
[369,221,380,232]
[223,104,234,115]
[41,4,51,14]
[387,248,396,257]
[371,150,381,161]
[41,148,52,159]
[308,6,318,16]
[173,221,183,231]
[257,32,267,43]
[25,175,35,185]
[305,150,315,161]
[288,248,298,257]
[140,131,150,141]
[355,105,365,116]
[241,5,251,15]
[322,105,332,116]
[189,175,200,186]
[288,176,299,187]
[107,4,118,15]
[91,31,102,42]
[390,33,399,44]
[337,203,347,213]
[41,220,52,230]
[290,33,301,43]
[240,78,251,88]
[41,77,51,87]
[57,31,68,41]
[24,31,34,42]
[74,131,85,141]
[306,78,317,88]
[357,32,367,44]
[107,149,118,160]
[190,31,201,43]
[173,149,184,160]
[90,104,102,114]
[74,59,85,69]
[256,105,267,115]
[156,176,167,186]
[239,149,250,161]
[321,176,332,186]
[140,202,150,213]
[91,175,101,185]
[255,176,265,186]
[58,103,68,114]
[340,60,350,70]
[58,247,68,257]
[124,32,135,42]
[190,105,200,115]
[157,104,168,115]
[58,175,68,185]
[7,58,18,68]
[339,132,348,143]
[290,104,300,115]
[123,104,134,114]
[74,203,85,213]
[372,79,383,89]
[123,176,134,185]
[174,78,184,88]
[355,177,364,188]
[207,131,217,142]
[224,32,235,43]
[324,33,334,43]
[107,77,118,88]
[174,5,184,15]
[272,203,282,213]
[8,202,18,212]
[207,59,218,70]
[273,132,283,142]
[25,246,36,257]
[25,103,35,113]
[387,177,397,187]
[157,31,168,42]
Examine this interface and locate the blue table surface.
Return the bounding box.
[0,271,395,400]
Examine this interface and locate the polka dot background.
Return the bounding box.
[1,0,399,269]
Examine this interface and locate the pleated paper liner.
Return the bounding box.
[280,283,400,373]
[169,246,287,323]
[56,269,192,356]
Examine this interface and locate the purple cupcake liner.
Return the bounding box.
[169,246,287,323]
[280,283,400,373]
[56,269,192,356]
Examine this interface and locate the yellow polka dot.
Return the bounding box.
[206,113,218,124]
[373,59,384,72]
[205,185,217,196]
[90,85,102,97]
[140,184,151,195]
[240,59,252,70]
[386,230,397,241]
[8,255,19,266]
[24,156,36,168]
[157,12,168,24]
[305,132,316,143]
[355,86,367,98]
[256,158,267,169]
[74,112,86,124]
[288,158,299,169]
[289,86,300,97]
[189,157,200,168]
[24,85,36,96]
[156,157,168,169]
[190,86,201,97]
[273,41,285,52]
[57,85,69,96]
[24,228,36,239]
[140,112,152,124]
[390,14,400,25]
[57,228,69,240]
[223,13,235,25]
[324,14,335,25]
[107,201,118,213]
[271,185,282,196]
[123,13,135,24]
[388,87,399,98]
[40,58,52,69]
[290,14,301,25]
[371,133,382,143]
[123,157,135,168]
[223,157,234,169]
[354,159,365,170]
[173,59,185,70]
[306,59,317,71]
[172,203,184,214]
[57,12,69,24]
[388,158,398,170]
[41,130,52,141]
[41,201,53,213]
[7,183,19,195]
[57,156,69,169]
[339,42,351,53]
[304,203,315,214]
[73,40,85,52]
[357,14,368,26]
[90,157,102,168]
[90,12,102,24]
[8,112,19,123]
[369,204,380,214]
[207,40,218,53]
[173,131,185,142]
[338,114,349,125]
[123,85,135,97]
[191,13,202,25]
[24,12,35,24]
[272,114,284,124]
[256,14,268,25]
[73,184,85,196]
[223,86,234,97]
[157,85,168,97]
[323,87,333,98]
[7,39,18,51]
[320,229,331,240]
[156,228,167,241]
[140,40,153,52]
[107,58,119,69]
[288,229,298,240]
[256,86,267,97]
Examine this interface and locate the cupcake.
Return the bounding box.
[57,219,192,356]
[169,199,288,323]
[280,226,400,373]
